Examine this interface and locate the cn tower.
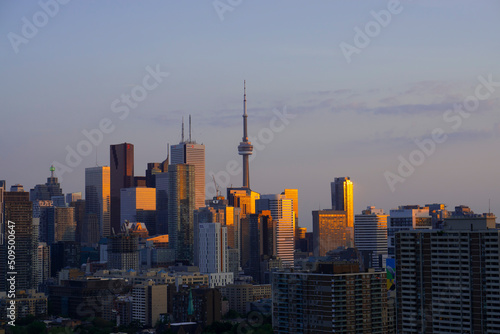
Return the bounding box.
[238,81,253,188]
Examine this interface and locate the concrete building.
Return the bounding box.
[198,223,227,274]
[354,206,388,269]
[396,222,500,333]
[0,289,47,320]
[29,166,63,202]
[47,206,76,244]
[272,262,387,334]
[107,233,140,271]
[132,280,168,327]
[312,209,349,257]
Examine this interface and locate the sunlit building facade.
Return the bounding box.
[168,164,195,264]
[354,206,388,269]
[331,177,354,247]
[120,187,156,235]
[312,209,349,257]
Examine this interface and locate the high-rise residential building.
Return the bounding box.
[221,284,272,315]
[198,222,228,274]
[171,117,205,210]
[312,209,349,257]
[396,221,500,333]
[120,187,156,235]
[227,188,260,217]
[29,166,63,201]
[387,205,431,258]
[0,189,37,292]
[354,206,388,269]
[330,177,354,247]
[272,262,388,334]
[168,164,195,264]
[238,81,253,188]
[132,281,168,327]
[110,143,134,235]
[257,194,294,266]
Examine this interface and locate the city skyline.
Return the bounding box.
[1,1,500,231]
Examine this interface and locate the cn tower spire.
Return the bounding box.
[238,80,253,188]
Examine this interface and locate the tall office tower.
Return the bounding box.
[282,189,299,244]
[198,222,228,273]
[69,199,85,243]
[132,281,168,327]
[120,187,156,235]
[0,189,36,292]
[330,177,354,247]
[238,81,253,188]
[29,166,63,201]
[155,172,169,235]
[247,210,275,282]
[272,262,388,334]
[46,206,76,244]
[171,117,205,210]
[354,206,388,269]
[227,188,260,217]
[193,206,219,267]
[33,200,52,243]
[145,162,162,188]
[110,143,134,235]
[257,194,294,266]
[85,166,111,239]
[312,209,349,257]
[387,205,431,258]
[396,222,500,333]
[168,164,195,264]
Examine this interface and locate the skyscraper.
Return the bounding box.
[0,188,37,292]
[171,117,205,210]
[198,222,228,274]
[238,81,253,188]
[312,209,349,256]
[272,263,388,334]
[354,206,388,269]
[85,166,111,239]
[30,166,63,201]
[168,164,195,264]
[330,176,353,246]
[110,143,134,234]
[257,194,294,266]
[396,224,500,333]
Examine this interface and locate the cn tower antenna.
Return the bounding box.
[182,116,184,143]
[238,80,253,188]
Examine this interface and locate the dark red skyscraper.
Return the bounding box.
[110,143,134,234]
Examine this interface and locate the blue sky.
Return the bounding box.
[1,1,500,230]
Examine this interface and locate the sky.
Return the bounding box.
[1,1,500,230]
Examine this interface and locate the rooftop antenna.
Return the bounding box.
[489,199,491,214]
[181,117,185,143]
[189,114,192,143]
[95,148,98,167]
